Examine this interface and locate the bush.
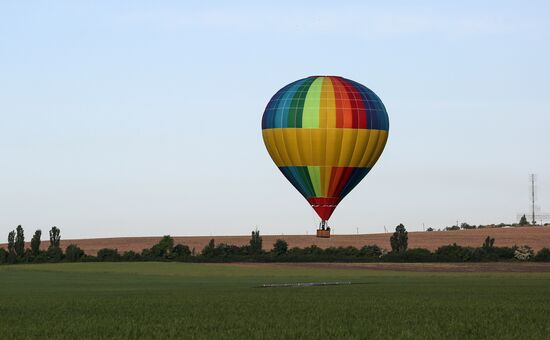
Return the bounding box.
[173,244,191,258]
[383,248,433,262]
[46,246,63,262]
[65,244,85,262]
[461,223,476,230]
[201,239,216,258]
[272,239,288,256]
[97,248,120,261]
[359,245,384,258]
[122,250,141,261]
[535,248,550,262]
[514,245,534,261]
[435,244,469,262]
[0,248,7,264]
[141,248,153,259]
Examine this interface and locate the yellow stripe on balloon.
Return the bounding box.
[262,128,389,167]
[319,78,336,129]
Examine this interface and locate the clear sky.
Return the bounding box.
[1,1,549,239]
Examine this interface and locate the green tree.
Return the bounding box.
[201,239,216,258]
[65,244,85,262]
[31,229,42,256]
[151,235,174,258]
[272,239,288,256]
[0,248,7,264]
[15,225,25,258]
[49,226,61,248]
[173,244,191,258]
[7,230,16,263]
[519,214,529,226]
[249,229,263,255]
[359,245,383,258]
[390,224,408,253]
[482,236,495,250]
[97,248,120,261]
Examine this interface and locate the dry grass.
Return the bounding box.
[8,225,547,255]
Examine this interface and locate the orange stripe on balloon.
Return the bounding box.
[331,77,353,128]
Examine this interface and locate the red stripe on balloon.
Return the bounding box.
[333,167,355,197]
[340,79,366,128]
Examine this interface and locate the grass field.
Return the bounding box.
[1,263,550,339]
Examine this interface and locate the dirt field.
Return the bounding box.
[7,226,548,255]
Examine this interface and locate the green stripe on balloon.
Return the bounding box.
[302,77,323,128]
[307,166,322,197]
[288,77,315,128]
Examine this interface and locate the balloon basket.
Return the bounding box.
[316,229,331,238]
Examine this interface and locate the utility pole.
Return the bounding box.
[530,174,536,225]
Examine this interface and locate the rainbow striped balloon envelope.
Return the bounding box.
[261,76,389,223]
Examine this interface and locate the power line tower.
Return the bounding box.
[517,174,550,225]
[530,174,536,224]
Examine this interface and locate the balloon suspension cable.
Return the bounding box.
[319,220,329,231]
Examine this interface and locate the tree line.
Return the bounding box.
[1,224,550,264]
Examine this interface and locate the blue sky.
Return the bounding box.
[1,1,549,238]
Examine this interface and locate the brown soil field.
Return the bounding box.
[6,226,548,256]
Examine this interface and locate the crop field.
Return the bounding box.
[6,226,547,255]
[1,263,550,339]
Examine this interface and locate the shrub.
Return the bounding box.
[490,246,515,260]
[97,248,120,261]
[535,248,550,262]
[514,245,534,261]
[201,239,216,258]
[34,252,49,263]
[122,250,141,261]
[359,245,384,258]
[426,227,434,232]
[65,244,85,262]
[46,245,63,262]
[0,248,7,264]
[383,248,433,262]
[435,244,468,262]
[173,244,191,258]
[272,239,288,256]
[461,223,476,230]
[140,248,153,259]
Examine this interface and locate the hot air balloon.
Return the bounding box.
[261,76,389,237]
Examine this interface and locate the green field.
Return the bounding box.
[1,263,549,339]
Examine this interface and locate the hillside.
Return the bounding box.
[9,226,549,255]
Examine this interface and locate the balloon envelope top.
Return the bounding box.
[261,76,389,221]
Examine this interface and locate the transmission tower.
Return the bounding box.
[517,174,550,225]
